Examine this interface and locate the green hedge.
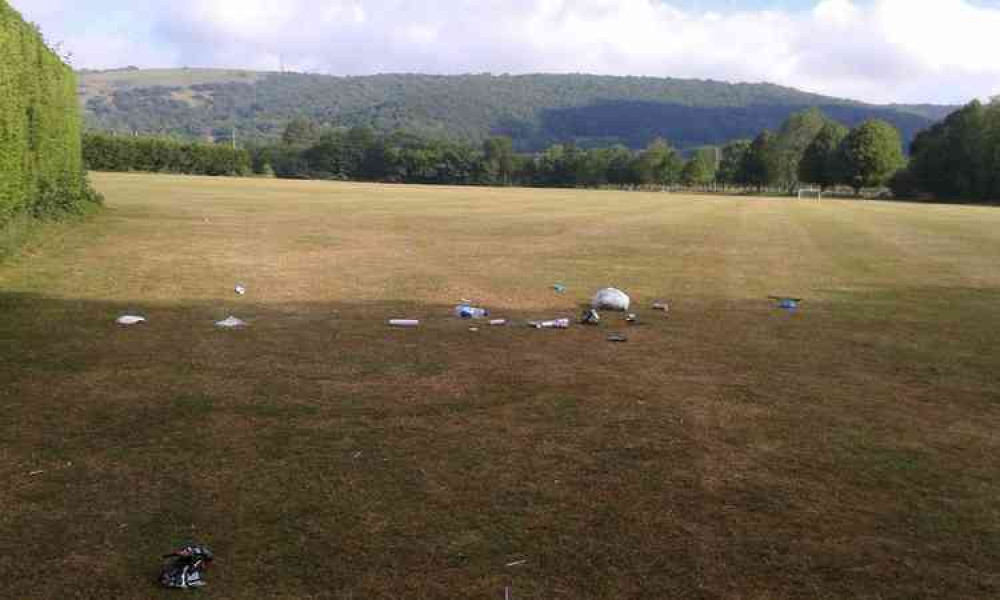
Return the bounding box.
[0,1,100,228]
[83,133,252,176]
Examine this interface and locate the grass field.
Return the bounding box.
[3,173,999,600]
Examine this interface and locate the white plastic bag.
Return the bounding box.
[116,315,146,326]
[591,288,631,311]
[215,316,247,328]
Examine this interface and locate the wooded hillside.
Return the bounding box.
[79,69,951,152]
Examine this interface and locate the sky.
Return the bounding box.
[13,0,1000,105]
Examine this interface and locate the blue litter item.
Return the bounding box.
[455,305,489,319]
[552,284,567,294]
[770,296,802,311]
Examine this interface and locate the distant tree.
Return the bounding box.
[282,118,321,146]
[838,120,905,194]
[681,147,717,187]
[905,101,989,201]
[744,131,779,191]
[482,136,515,185]
[799,121,849,191]
[717,139,752,186]
[636,138,683,186]
[772,108,831,190]
[604,145,640,186]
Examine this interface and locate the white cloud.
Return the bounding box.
[11,0,1000,104]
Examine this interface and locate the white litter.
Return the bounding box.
[234,283,247,296]
[116,315,146,326]
[591,288,631,311]
[215,316,247,328]
[489,319,507,326]
[389,319,420,328]
[530,318,570,329]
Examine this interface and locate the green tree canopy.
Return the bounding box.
[717,139,752,185]
[745,131,779,190]
[839,120,905,193]
[799,121,849,190]
[636,138,683,186]
[681,147,718,186]
[282,117,321,146]
[772,108,831,190]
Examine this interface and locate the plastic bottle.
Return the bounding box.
[532,318,570,329]
[455,305,489,319]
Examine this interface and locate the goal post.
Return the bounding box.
[796,188,822,200]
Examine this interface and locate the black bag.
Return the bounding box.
[158,544,213,589]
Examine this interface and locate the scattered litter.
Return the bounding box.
[552,283,567,294]
[116,315,146,326]
[652,301,669,312]
[505,586,512,600]
[215,316,247,328]
[580,309,601,325]
[489,319,507,326]
[352,451,363,459]
[29,470,44,476]
[389,319,420,328]
[455,305,489,319]
[234,283,247,296]
[469,327,479,332]
[607,333,629,343]
[529,318,570,329]
[459,298,472,304]
[770,296,802,311]
[158,544,213,589]
[625,313,639,324]
[591,287,631,311]
[506,559,528,567]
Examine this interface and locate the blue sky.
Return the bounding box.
[13,0,1000,104]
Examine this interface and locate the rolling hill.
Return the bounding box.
[78,68,956,151]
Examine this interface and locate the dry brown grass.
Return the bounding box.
[2,173,999,599]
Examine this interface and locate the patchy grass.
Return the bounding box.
[2,173,999,599]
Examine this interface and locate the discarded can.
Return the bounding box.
[552,284,567,294]
[234,283,247,296]
[607,333,628,343]
[652,302,669,312]
[625,314,639,324]
[530,318,570,329]
[580,309,600,325]
[389,319,420,327]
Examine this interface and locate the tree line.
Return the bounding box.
[83,133,252,176]
[890,99,1000,203]
[249,112,908,193]
[81,100,1000,204]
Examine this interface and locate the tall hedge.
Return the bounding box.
[83,133,252,177]
[0,0,99,227]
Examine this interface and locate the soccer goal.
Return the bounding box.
[796,188,822,200]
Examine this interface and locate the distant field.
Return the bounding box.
[3,173,999,600]
[77,68,263,105]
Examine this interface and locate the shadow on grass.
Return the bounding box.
[2,290,1000,600]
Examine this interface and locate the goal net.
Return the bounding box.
[796,188,822,200]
